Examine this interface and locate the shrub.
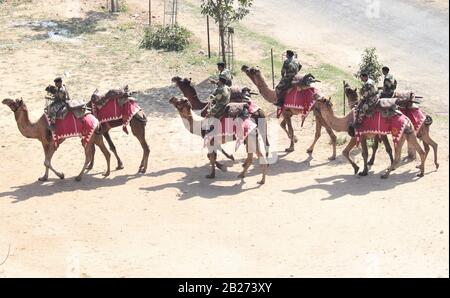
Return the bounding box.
[356,47,383,83]
[140,25,192,52]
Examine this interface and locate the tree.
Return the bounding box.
[356,47,383,83]
[201,0,253,66]
[110,0,120,12]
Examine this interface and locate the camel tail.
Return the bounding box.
[424,115,433,126]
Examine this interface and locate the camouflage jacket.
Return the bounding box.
[208,85,231,119]
[50,85,70,103]
[281,57,301,79]
[382,73,397,97]
[358,79,379,117]
[220,69,233,85]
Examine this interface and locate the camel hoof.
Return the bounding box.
[103,172,110,178]
[328,156,336,161]
[436,163,440,170]
[359,171,368,177]
[416,172,424,178]
[58,173,65,180]
[116,164,124,170]
[285,148,294,153]
[38,176,48,182]
[306,149,313,154]
[75,176,82,182]
[353,166,360,175]
[206,174,215,179]
[293,136,299,143]
[258,180,265,185]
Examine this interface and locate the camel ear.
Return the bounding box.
[354,88,357,92]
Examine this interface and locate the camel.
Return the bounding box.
[88,88,150,174]
[2,98,111,181]
[241,65,337,160]
[314,96,427,178]
[171,76,270,158]
[169,96,268,184]
[344,85,439,170]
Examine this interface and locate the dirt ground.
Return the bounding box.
[0,0,448,277]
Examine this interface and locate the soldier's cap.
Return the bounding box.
[286,50,295,57]
[54,77,63,83]
[382,66,390,72]
[217,62,226,68]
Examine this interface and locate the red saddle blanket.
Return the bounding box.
[47,112,99,149]
[400,108,426,133]
[354,110,410,145]
[92,98,141,134]
[204,116,257,151]
[278,87,317,119]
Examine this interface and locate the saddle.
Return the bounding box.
[230,86,254,102]
[375,98,402,118]
[55,99,89,120]
[224,102,250,119]
[91,85,130,109]
[394,91,420,109]
[292,73,319,89]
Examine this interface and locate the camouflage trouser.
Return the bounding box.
[48,101,66,123]
[275,76,294,99]
[380,91,394,99]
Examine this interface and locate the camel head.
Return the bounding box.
[344,82,359,106]
[2,98,26,113]
[171,76,192,88]
[241,65,264,86]
[169,96,192,116]
[315,96,334,112]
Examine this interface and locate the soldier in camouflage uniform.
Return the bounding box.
[379,66,397,98]
[217,62,233,87]
[275,50,302,107]
[352,73,379,128]
[45,77,70,131]
[207,75,231,119]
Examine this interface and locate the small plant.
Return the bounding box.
[356,47,383,83]
[336,136,348,146]
[140,25,192,52]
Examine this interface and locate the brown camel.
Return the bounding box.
[171,76,270,157]
[2,98,111,181]
[314,97,426,178]
[344,84,439,170]
[169,96,268,184]
[88,89,150,174]
[241,65,337,160]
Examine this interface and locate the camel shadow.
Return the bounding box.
[141,162,264,201]
[283,169,424,201]
[0,172,142,204]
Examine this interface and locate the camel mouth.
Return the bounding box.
[171,76,181,83]
[241,65,249,72]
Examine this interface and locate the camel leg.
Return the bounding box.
[256,142,267,185]
[381,135,394,167]
[382,136,406,179]
[280,117,297,144]
[420,128,439,169]
[87,145,95,171]
[104,130,124,170]
[75,142,95,182]
[220,147,235,161]
[206,152,217,179]
[359,137,369,176]
[324,121,337,161]
[94,134,111,177]
[343,138,359,175]
[407,138,417,160]
[406,131,426,177]
[307,117,322,155]
[284,113,295,152]
[368,135,380,166]
[131,120,150,174]
[238,153,254,180]
[39,143,64,181]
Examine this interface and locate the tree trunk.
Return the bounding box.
[219,21,226,66]
[111,0,119,12]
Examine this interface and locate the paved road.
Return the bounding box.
[245,0,449,113]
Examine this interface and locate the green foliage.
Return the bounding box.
[140,25,192,52]
[356,47,383,83]
[118,0,128,13]
[200,0,253,27]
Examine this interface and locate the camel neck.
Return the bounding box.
[248,74,277,103]
[178,84,208,110]
[178,110,203,137]
[15,109,42,139]
[320,106,354,132]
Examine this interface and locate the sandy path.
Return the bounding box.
[0,0,448,277]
